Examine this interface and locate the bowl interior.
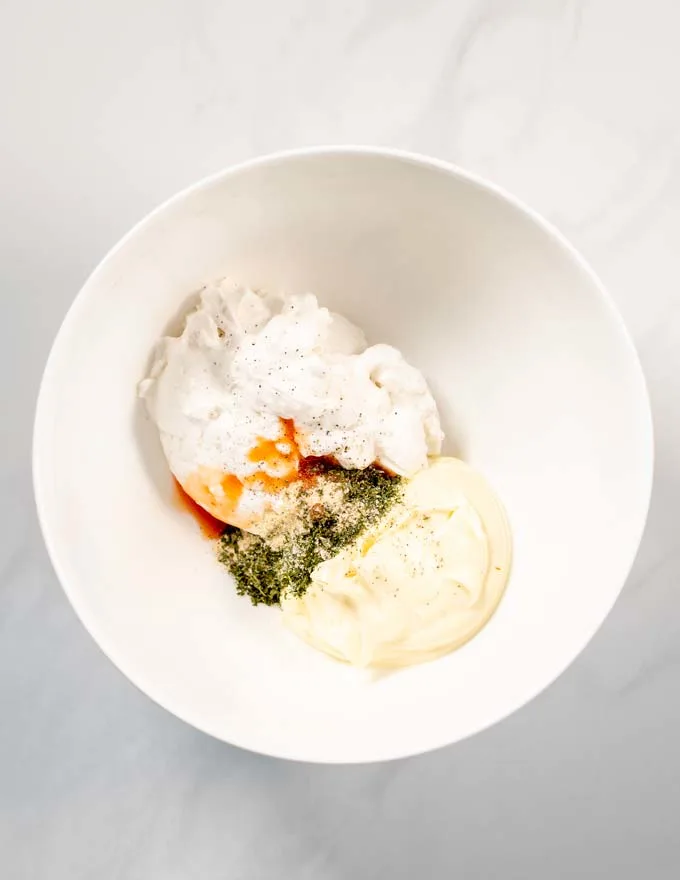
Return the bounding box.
[34,151,652,762]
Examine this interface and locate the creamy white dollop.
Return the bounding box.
[280,457,512,667]
[140,280,442,529]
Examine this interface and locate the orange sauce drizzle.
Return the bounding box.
[177,418,302,533]
[244,417,300,492]
[173,478,225,539]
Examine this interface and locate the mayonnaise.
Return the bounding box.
[280,457,512,667]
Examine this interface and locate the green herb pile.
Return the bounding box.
[218,463,403,606]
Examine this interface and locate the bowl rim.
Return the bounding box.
[32,145,654,763]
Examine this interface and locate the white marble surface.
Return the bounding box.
[1,0,679,876]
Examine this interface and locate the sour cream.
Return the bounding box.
[140,280,442,531]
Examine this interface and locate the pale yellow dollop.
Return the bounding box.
[280,457,512,668]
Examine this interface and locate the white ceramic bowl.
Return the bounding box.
[34,148,653,763]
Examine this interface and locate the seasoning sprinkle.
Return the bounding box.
[218,461,403,606]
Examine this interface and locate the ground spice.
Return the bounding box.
[218,460,403,605]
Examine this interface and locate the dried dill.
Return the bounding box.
[218,463,402,605]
